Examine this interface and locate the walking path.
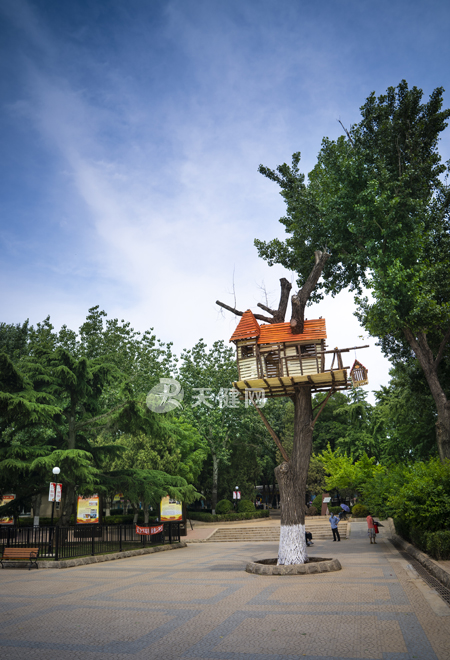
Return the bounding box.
[1,522,449,660]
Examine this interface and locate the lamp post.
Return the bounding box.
[234,486,240,509]
[48,466,60,555]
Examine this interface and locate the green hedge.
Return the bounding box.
[237,499,255,513]
[216,499,233,515]
[351,503,369,518]
[188,510,270,523]
[394,518,450,560]
[426,530,450,560]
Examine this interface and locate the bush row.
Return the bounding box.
[394,518,450,561]
[188,510,270,523]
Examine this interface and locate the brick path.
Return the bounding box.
[1,522,449,660]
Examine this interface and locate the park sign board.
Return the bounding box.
[77,495,100,524]
[160,496,182,521]
[0,494,15,525]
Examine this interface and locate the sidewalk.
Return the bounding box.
[0,521,449,659]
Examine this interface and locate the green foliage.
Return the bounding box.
[215,499,233,514]
[255,81,450,459]
[0,309,203,521]
[317,445,385,493]
[188,510,269,523]
[312,494,324,512]
[426,531,450,560]
[351,503,369,517]
[237,499,255,513]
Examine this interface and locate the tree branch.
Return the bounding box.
[337,119,354,147]
[435,324,450,369]
[290,251,330,334]
[216,300,274,324]
[257,303,276,316]
[75,404,125,431]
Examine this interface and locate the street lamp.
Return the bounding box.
[48,467,61,554]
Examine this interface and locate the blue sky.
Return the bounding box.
[1,0,449,396]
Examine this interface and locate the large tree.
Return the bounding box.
[255,81,450,461]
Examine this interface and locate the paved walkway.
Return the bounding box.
[1,523,449,660]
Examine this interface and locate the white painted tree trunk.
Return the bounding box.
[277,523,308,565]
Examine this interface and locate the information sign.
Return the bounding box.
[48,482,56,502]
[160,496,182,521]
[77,495,100,523]
[0,494,15,525]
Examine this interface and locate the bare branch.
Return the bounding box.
[216,300,244,317]
[257,302,276,316]
[337,119,354,147]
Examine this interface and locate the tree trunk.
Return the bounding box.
[59,484,76,526]
[404,328,450,461]
[143,502,149,524]
[276,388,313,565]
[211,451,219,514]
[32,492,41,527]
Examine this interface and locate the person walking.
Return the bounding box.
[329,512,340,541]
[366,513,376,544]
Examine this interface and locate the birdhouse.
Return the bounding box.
[350,359,369,387]
[229,310,348,398]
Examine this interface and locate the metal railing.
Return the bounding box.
[0,523,180,561]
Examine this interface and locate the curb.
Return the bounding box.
[246,556,341,575]
[389,534,450,591]
[2,542,187,569]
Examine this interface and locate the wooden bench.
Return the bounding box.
[1,547,39,570]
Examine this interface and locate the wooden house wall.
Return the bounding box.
[237,341,258,380]
[236,338,325,381]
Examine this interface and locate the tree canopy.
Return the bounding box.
[255,81,450,460]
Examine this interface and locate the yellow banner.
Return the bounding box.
[160,496,182,521]
[77,495,100,524]
[0,494,15,525]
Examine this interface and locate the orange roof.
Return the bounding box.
[230,314,327,344]
[229,310,260,342]
[258,318,326,344]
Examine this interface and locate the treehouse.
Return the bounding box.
[229,310,352,398]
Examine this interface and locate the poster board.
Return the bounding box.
[160,496,182,521]
[0,494,15,525]
[77,495,100,524]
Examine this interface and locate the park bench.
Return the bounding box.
[1,547,39,570]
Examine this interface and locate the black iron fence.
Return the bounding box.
[0,523,180,562]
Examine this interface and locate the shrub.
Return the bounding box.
[305,506,318,516]
[216,499,233,515]
[351,503,369,518]
[237,499,255,513]
[426,530,450,560]
[393,517,410,541]
[409,526,427,553]
[312,494,324,513]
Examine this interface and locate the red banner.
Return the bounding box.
[136,524,164,536]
